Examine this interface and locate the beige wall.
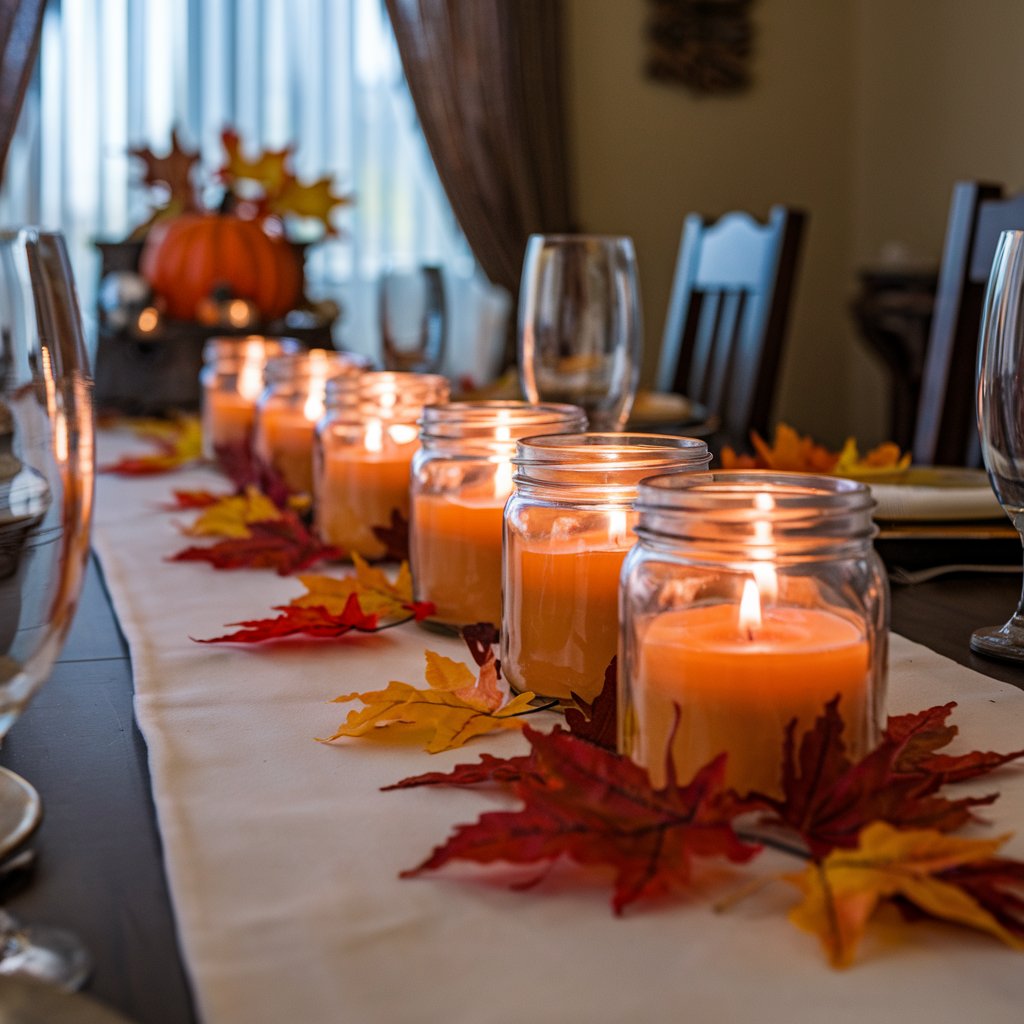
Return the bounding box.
[566,0,1024,449]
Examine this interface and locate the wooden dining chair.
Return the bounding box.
[913,180,1024,467]
[655,204,806,445]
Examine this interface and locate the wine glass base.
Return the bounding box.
[0,768,41,859]
[970,623,1024,663]
[0,911,92,991]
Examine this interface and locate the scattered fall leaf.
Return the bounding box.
[786,822,1024,968]
[324,648,540,754]
[371,509,410,562]
[720,423,910,478]
[564,657,618,752]
[403,727,761,913]
[752,697,1002,859]
[214,440,296,510]
[171,509,342,575]
[163,489,227,510]
[101,416,203,475]
[295,556,431,620]
[382,752,542,792]
[198,592,379,644]
[184,486,282,539]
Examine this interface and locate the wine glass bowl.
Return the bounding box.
[0,227,94,989]
[971,228,1024,661]
[378,265,446,374]
[517,234,642,431]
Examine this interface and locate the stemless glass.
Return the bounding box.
[972,229,1024,661]
[379,265,446,373]
[0,228,94,987]
[517,234,642,431]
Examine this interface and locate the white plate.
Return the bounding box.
[866,467,1006,521]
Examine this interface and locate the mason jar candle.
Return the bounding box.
[253,349,370,494]
[619,472,888,797]
[200,335,299,459]
[315,372,449,559]
[410,401,586,630]
[502,433,711,702]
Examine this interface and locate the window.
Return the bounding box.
[0,0,509,384]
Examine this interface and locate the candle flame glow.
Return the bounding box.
[389,423,419,446]
[303,359,328,422]
[366,419,383,453]
[752,562,778,604]
[738,578,762,638]
[608,509,629,545]
[238,355,264,403]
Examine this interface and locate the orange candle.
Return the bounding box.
[503,530,630,702]
[255,408,315,494]
[633,596,870,795]
[411,493,506,626]
[317,446,413,560]
[203,389,257,451]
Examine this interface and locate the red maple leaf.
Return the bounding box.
[565,657,618,751]
[197,593,379,644]
[382,752,542,791]
[932,858,1024,939]
[170,511,343,575]
[752,698,1006,859]
[371,509,409,562]
[214,440,295,509]
[460,622,500,669]
[162,489,227,510]
[402,725,760,914]
[887,702,1024,785]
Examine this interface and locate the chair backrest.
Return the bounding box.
[655,205,806,444]
[913,181,1024,466]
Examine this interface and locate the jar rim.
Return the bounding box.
[516,432,710,468]
[264,349,371,381]
[419,400,587,440]
[202,335,302,361]
[636,470,875,514]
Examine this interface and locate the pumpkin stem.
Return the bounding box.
[218,190,238,216]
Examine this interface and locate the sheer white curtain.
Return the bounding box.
[0,0,509,384]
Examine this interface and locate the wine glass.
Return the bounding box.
[517,234,642,431]
[971,228,1024,661]
[378,265,446,373]
[0,228,94,987]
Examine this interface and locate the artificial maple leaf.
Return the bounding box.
[381,752,542,791]
[214,441,295,510]
[219,129,293,198]
[833,437,911,478]
[198,593,379,644]
[171,510,342,575]
[324,649,538,753]
[295,556,431,620]
[785,822,1024,968]
[100,416,203,475]
[268,174,351,233]
[403,727,761,913]
[753,697,999,858]
[564,657,618,751]
[460,623,500,668]
[184,487,282,539]
[371,509,410,562]
[163,489,226,510]
[129,127,201,216]
[887,702,1024,786]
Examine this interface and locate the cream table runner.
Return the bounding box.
[93,431,1024,1024]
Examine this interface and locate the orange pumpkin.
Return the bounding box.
[140,213,303,322]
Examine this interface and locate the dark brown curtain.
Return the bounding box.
[385,0,574,363]
[0,0,46,186]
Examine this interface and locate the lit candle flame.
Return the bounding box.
[136,307,160,334]
[238,355,264,403]
[608,509,629,546]
[752,562,778,604]
[303,357,328,422]
[366,419,383,453]
[494,425,514,497]
[738,578,762,639]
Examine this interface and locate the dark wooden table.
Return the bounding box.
[1,555,1022,1023]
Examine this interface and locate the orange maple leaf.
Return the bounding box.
[295,556,431,620]
[785,822,1024,967]
[183,487,282,539]
[100,416,202,475]
[323,649,539,753]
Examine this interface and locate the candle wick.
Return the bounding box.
[745,626,755,642]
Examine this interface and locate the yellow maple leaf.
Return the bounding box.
[220,129,293,196]
[295,555,414,618]
[833,438,912,479]
[268,174,351,232]
[102,415,203,474]
[785,822,1022,968]
[185,486,282,539]
[322,649,537,753]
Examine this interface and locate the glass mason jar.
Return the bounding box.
[253,349,370,495]
[410,401,587,630]
[502,433,711,703]
[619,471,888,798]
[314,371,450,559]
[200,335,299,459]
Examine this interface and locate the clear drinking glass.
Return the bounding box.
[517,234,642,431]
[0,228,95,987]
[379,265,446,373]
[972,229,1024,661]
